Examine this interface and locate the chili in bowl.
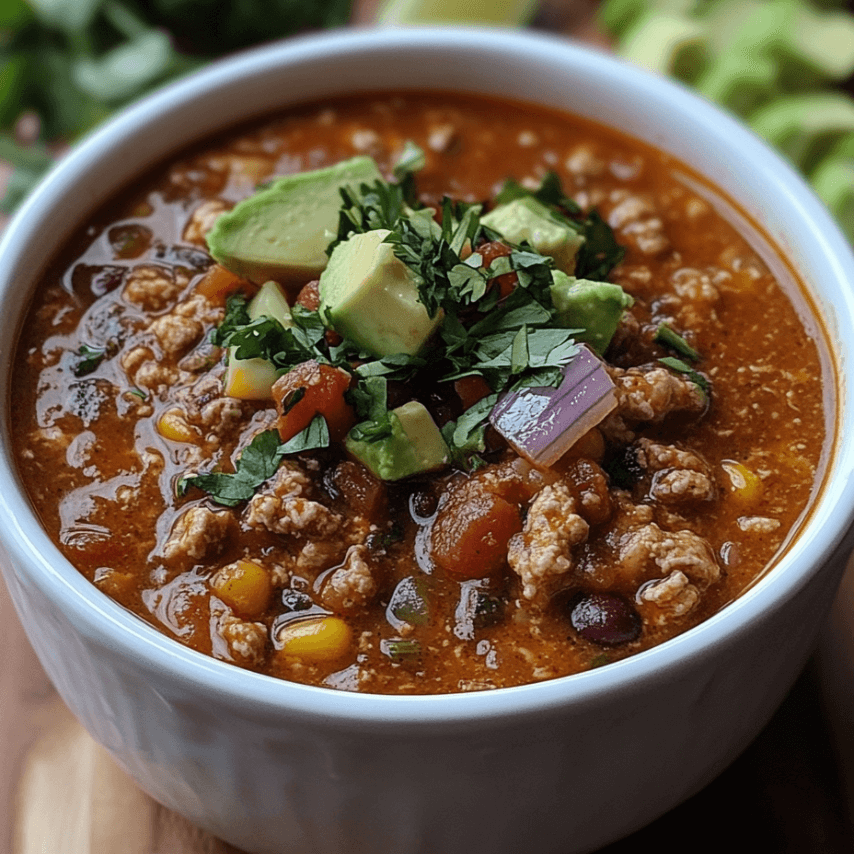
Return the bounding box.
[0,27,852,854]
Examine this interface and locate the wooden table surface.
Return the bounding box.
[2,4,854,852]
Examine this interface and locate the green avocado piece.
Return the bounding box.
[550,271,634,355]
[346,401,449,481]
[224,281,294,400]
[206,156,382,284]
[248,280,293,326]
[481,196,585,274]
[319,229,442,357]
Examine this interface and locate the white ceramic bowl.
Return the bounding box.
[2,28,854,854]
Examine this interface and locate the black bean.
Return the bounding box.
[108,224,153,259]
[473,592,505,629]
[409,488,438,521]
[152,243,211,272]
[569,591,642,646]
[281,589,313,612]
[71,264,126,298]
[604,446,644,490]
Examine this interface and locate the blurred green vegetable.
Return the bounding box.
[600,0,854,241]
[0,0,350,212]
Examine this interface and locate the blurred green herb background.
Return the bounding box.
[2,0,854,240]
[600,0,854,239]
[0,0,350,212]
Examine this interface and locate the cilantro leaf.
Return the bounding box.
[72,343,107,377]
[179,429,285,507]
[655,323,701,361]
[442,393,498,468]
[442,392,499,462]
[347,375,394,442]
[331,179,408,254]
[178,418,331,506]
[659,356,710,401]
[575,209,626,280]
[211,293,250,346]
[354,352,427,383]
[510,325,530,375]
[279,415,330,454]
[494,171,582,218]
[213,297,334,376]
[393,140,426,181]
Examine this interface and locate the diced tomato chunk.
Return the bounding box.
[272,360,355,443]
[454,374,492,410]
[195,264,253,304]
[295,279,342,346]
[431,486,522,579]
[478,241,518,299]
[295,280,321,311]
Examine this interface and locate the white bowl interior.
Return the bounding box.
[1,27,854,725]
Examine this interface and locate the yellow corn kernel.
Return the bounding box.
[157,409,201,444]
[211,559,273,619]
[224,354,277,400]
[721,459,762,507]
[276,616,352,663]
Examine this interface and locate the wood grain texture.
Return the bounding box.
[0,3,848,852]
[2,640,245,854]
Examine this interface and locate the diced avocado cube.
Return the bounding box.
[248,280,293,327]
[206,156,382,284]
[224,280,294,400]
[481,196,585,274]
[550,271,634,355]
[346,401,449,481]
[319,229,442,357]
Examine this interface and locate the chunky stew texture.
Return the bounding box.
[12,93,829,693]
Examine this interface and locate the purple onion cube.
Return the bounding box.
[489,345,616,467]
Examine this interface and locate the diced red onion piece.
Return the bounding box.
[489,344,616,467]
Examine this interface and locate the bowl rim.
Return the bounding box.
[2,25,854,727]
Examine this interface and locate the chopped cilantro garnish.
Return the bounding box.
[330,179,408,256]
[279,415,330,454]
[72,339,121,377]
[659,356,710,400]
[655,323,701,361]
[574,209,626,281]
[178,419,330,506]
[347,375,393,443]
[494,172,582,216]
[393,140,426,181]
[191,167,628,490]
[178,428,286,507]
[441,393,500,463]
[211,292,251,347]
[72,343,108,377]
[215,300,328,371]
